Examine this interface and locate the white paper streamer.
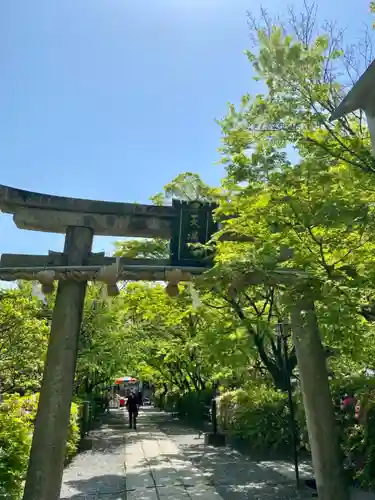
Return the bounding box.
[100,285,112,309]
[189,283,202,309]
[32,282,47,305]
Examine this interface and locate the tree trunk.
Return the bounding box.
[290,289,348,500]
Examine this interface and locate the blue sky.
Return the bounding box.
[0,0,372,259]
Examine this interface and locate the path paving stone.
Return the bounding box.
[60,413,127,499]
[61,408,315,500]
[157,415,313,500]
[127,489,158,500]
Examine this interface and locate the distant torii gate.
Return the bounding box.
[0,185,347,500]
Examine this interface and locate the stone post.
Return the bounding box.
[23,226,94,500]
[290,288,348,500]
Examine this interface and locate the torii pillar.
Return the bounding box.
[23,227,93,500]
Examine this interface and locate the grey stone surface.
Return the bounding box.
[127,489,158,500]
[157,415,314,500]
[60,412,127,499]
[60,408,316,500]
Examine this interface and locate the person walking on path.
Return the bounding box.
[104,389,111,414]
[126,390,139,429]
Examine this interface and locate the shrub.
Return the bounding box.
[295,375,375,450]
[0,394,81,499]
[357,398,375,488]
[330,374,375,404]
[155,388,214,421]
[176,389,213,422]
[65,401,81,463]
[296,375,375,489]
[163,392,180,412]
[343,394,375,489]
[0,395,36,499]
[218,383,291,450]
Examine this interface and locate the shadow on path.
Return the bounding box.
[61,408,313,500]
[157,415,313,500]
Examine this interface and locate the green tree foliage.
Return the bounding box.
[218,383,291,450]
[150,172,219,205]
[113,238,169,260]
[115,282,222,391]
[75,284,130,395]
[0,394,80,499]
[0,282,132,398]
[0,287,49,394]
[212,6,375,381]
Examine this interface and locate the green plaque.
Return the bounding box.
[170,200,218,267]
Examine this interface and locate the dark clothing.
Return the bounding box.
[104,392,111,413]
[128,410,137,429]
[126,394,138,429]
[104,398,109,413]
[126,394,138,412]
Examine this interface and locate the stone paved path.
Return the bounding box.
[157,416,311,500]
[60,407,313,499]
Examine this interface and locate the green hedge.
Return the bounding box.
[218,384,292,451]
[157,384,292,451]
[155,389,213,421]
[66,400,81,463]
[0,394,81,500]
[175,389,213,422]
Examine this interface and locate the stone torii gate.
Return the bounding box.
[0,185,347,500]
